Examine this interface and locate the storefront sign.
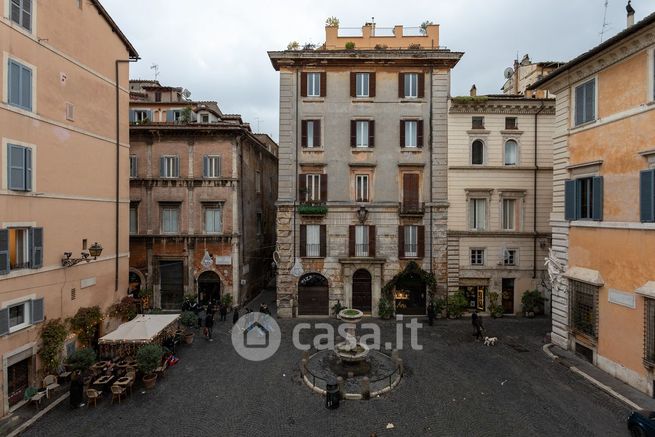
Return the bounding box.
[608,288,636,309]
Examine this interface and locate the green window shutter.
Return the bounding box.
[585,81,595,122]
[25,147,32,191]
[166,110,174,122]
[564,180,576,220]
[160,156,166,177]
[592,176,603,221]
[31,297,44,324]
[8,60,21,107]
[8,144,25,191]
[0,229,9,275]
[640,169,655,222]
[21,64,32,111]
[575,85,585,126]
[30,227,43,269]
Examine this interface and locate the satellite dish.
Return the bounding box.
[182,88,191,99]
[504,67,514,79]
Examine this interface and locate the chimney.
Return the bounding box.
[627,1,635,27]
[470,84,477,97]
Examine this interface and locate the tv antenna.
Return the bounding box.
[600,0,611,42]
[150,63,159,80]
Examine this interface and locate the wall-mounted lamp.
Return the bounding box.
[62,242,103,267]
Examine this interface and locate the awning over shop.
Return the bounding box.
[99,314,180,345]
[636,281,655,299]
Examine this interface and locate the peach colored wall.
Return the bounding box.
[325,24,439,49]
[598,51,648,119]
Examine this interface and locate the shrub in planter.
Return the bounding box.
[488,292,504,318]
[345,41,356,50]
[137,344,163,389]
[432,298,446,318]
[179,311,197,344]
[67,348,96,372]
[521,289,547,316]
[220,293,233,310]
[331,300,344,318]
[40,319,68,375]
[447,292,468,319]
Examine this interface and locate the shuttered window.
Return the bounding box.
[7,144,32,191]
[471,140,484,165]
[402,173,420,211]
[403,73,422,98]
[356,174,369,202]
[574,79,596,126]
[502,199,516,230]
[640,169,655,222]
[564,177,603,221]
[301,120,321,148]
[305,224,321,257]
[469,199,487,230]
[160,156,180,178]
[8,59,32,111]
[0,227,42,274]
[204,207,222,234]
[0,297,43,336]
[203,156,221,178]
[399,225,424,258]
[306,174,321,202]
[161,205,180,234]
[129,155,137,178]
[10,0,32,32]
[356,73,369,97]
[356,121,369,147]
[307,73,321,97]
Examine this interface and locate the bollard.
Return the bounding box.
[361,376,370,400]
[337,376,345,398]
[326,378,340,409]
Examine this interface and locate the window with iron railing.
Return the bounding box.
[645,298,655,366]
[570,280,599,340]
[404,225,418,257]
[306,224,321,257]
[355,225,368,257]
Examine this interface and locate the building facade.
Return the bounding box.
[269,23,462,317]
[0,0,137,416]
[533,10,655,395]
[447,95,554,314]
[128,81,278,310]
[501,54,563,99]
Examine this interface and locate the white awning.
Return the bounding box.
[99,314,180,344]
[636,281,655,299]
[563,266,604,286]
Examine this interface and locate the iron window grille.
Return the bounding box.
[644,298,655,367]
[570,280,599,340]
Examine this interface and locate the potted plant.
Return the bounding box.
[67,348,97,384]
[179,311,197,344]
[137,344,163,389]
[432,298,446,319]
[521,289,547,318]
[331,300,344,318]
[345,41,356,50]
[220,293,233,311]
[447,292,468,319]
[378,297,394,320]
[488,292,505,318]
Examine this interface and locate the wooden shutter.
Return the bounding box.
[398,225,405,259]
[203,156,209,177]
[417,226,425,258]
[30,227,43,269]
[300,72,307,97]
[369,73,376,97]
[368,225,376,257]
[0,229,9,275]
[349,225,356,257]
[398,73,405,98]
[301,120,307,147]
[592,176,603,221]
[319,72,327,97]
[350,121,357,147]
[319,225,327,257]
[166,110,174,122]
[174,156,180,178]
[21,64,32,110]
[575,85,584,125]
[564,180,576,220]
[160,156,166,177]
[31,297,44,324]
[585,81,595,122]
[0,308,9,336]
[368,121,375,148]
[320,174,327,202]
[417,120,424,148]
[298,174,307,200]
[299,225,307,257]
[400,121,405,148]
[314,120,321,148]
[350,73,356,97]
[418,73,425,98]
[640,169,655,222]
[403,174,419,210]
[7,145,24,191]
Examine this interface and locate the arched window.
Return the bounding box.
[471,140,484,165]
[504,140,518,165]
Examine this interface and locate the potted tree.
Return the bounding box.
[137,344,163,389]
[521,289,547,318]
[488,292,504,318]
[447,292,468,319]
[378,297,394,320]
[179,311,197,344]
[66,348,97,385]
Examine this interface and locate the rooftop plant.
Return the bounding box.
[420,20,434,35]
[325,16,339,27]
[287,41,300,50]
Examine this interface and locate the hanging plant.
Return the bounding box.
[381,261,437,301]
[39,319,68,375]
[69,306,103,348]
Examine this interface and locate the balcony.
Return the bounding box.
[298,202,327,216]
[399,201,425,217]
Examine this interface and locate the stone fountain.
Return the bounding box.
[331,308,370,376]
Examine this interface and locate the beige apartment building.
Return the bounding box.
[447,92,554,314]
[269,22,462,317]
[128,80,278,309]
[0,0,137,415]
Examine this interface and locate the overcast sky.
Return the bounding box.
[103,0,654,141]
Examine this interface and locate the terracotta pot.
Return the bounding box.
[184,332,194,344]
[142,373,157,389]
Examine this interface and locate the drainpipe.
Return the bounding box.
[237,133,246,303]
[115,59,138,292]
[533,102,545,279]
[428,68,434,274]
[294,68,300,261]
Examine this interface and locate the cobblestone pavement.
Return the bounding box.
[23,317,629,437]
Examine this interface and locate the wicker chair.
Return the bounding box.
[111,384,126,404]
[126,370,136,395]
[42,375,60,399]
[86,388,101,407]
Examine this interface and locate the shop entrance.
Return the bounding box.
[395,274,426,315]
[198,271,221,306]
[160,260,184,310]
[7,357,30,408]
[502,278,515,314]
[352,269,372,312]
[461,285,487,311]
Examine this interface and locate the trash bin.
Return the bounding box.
[325,378,340,409]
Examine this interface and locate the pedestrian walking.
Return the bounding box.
[220,303,228,321]
[69,370,84,408]
[205,311,214,341]
[472,311,484,340]
[232,306,240,325]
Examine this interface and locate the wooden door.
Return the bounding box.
[403,173,419,211]
[352,269,372,312]
[502,278,515,314]
[298,274,329,316]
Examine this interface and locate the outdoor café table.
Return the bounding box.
[92,375,114,392]
[114,376,132,395]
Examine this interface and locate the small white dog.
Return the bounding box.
[484,336,498,346]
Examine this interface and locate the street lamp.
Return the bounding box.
[62,242,103,267]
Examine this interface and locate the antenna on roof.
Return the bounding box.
[600,0,610,42]
[150,63,159,81]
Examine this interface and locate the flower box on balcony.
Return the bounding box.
[298,204,328,216]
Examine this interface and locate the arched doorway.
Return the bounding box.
[298,273,329,316]
[352,269,372,312]
[198,271,221,306]
[395,273,426,315]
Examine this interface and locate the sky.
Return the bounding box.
[102,0,654,141]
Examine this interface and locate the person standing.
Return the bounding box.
[205,311,214,341]
[232,306,240,325]
[427,303,435,326]
[220,303,228,322]
[69,370,84,408]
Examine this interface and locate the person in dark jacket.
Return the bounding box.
[232,306,240,325]
[427,303,435,326]
[220,303,228,321]
[69,370,85,408]
[205,312,214,341]
[472,311,484,340]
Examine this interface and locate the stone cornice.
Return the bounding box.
[130,178,238,188]
[450,102,556,115]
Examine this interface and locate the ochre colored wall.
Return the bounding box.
[598,51,648,119]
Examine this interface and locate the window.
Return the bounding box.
[402,173,420,211]
[404,121,417,148]
[471,140,484,165]
[161,205,180,234]
[8,301,30,332]
[505,117,518,130]
[204,206,222,234]
[201,114,209,123]
[203,155,220,178]
[7,144,32,191]
[0,227,42,274]
[132,110,151,123]
[129,155,137,178]
[160,156,179,178]
[306,224,320,257]
[307,72,321,97]
[10,0,32,32]
[503,249,517,266]
[256,213,262,235]
[355,225,369,257]
[356,174,369,202]
[256,171,261,194]
[504,140,518,165]
[470,249,484,265]
[306,174,321,202]
[404,225,418,257]
[404,73,418,98]
[356,73,369,97]
[165,110,182,123]
[129,207,138,234]
[644,298,655,365]
[302,120,321,148]
[575,79,596,126]
[564,176,603,221]
[640,169,655,222]
[502,198,516,230]
[8,59,33,111]
[0,298,43,335]
[469,198,486,230]
[570,280,599,339]
[155,92,161,102]
[8,228,29,269]
[472,116,485,129]
[356,121,369,147]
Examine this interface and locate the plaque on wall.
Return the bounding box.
[215,256,232,265]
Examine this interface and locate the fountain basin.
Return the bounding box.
[335,341,370,363]
[338,308,363,323]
